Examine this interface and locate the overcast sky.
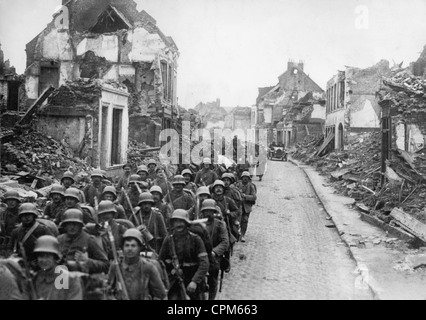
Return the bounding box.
[0,0,425,108]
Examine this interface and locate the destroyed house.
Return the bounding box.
[25,0,180,147]
[255,61,324,146]
[324,60,391,152]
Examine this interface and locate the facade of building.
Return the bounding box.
[325,60,391,151]
[25,0,179,147]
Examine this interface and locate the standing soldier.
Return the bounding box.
[108,229,167,300]
[192,187,212,221]
[61,171,86,203]
[57,209,109,274]
[133,193,167,253]
[167,176,195,215]
[150,186,171,231]
[200,200,229,300]
[102,186,127,220]
[222,173,243,210]
[137,165,153,189]
[152,167,173,197]
[43,185,66,221]
[119,174,143,219]
[147,159,158,181]
[55,188,95,226]
[0,191,22,243]
[116,164,132,192]
[182,169,197,195]
[159,209,209,300]
[194,158,218,187]
[8,203,53,266]
[235,172,257,243]
[84,170,107,208]
[33,236,83,300]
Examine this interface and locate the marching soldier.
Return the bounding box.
[119,174,143,219]
[137,165,153,189]
[61,171,86,203]
[102,186,127,220]
[200,200,229,300]
[150,186,172,231]
[159,209,209,300]
[152,167,173,196]
[166,176,195,215]
[33,236,83,300]
[116,163,133,191]
[194,158,218,187]
[235,172,257,243]
[192,186,212,221]
[0,191,22,240]
[134,193,167,253]
[108,229,167,300]
[43,185,66,221]
[57,209,109,274]
[83,170,107,208]
[222,173,243,209]
[55,188,95,226]
[9,203,53,265]
[147,159,158,181]
[182,169,197,195]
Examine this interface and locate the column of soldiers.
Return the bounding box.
[0,158,257,300]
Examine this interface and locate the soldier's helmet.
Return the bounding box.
[50,184,65,197]
[61,171,75,183]
[150,186,163,197]
[221,173,235,183]
[212,180,225,190]
[203,158,212,165]
[172,175,186,186]
[90,170,104,178]
[138,192,155,206]
[98,200,117,216]
[122,228,145,247]
[18,203,39,218]
[64,188,81,202]
[200,199,218,213]
[3,190,21,203]
[148,159,157,167]
[171,209,191,225]
[80,204,96,218]
[102,186,117,199]
[181,169,193,177]
[241,171,252,180]
[137,165,149,175]
[34,236,62,259]
[196,186,211,197]
[60,209,84,227]
[129,174,142,184]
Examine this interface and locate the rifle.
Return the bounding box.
[169,235,190,300]
[219,268,225,293]
[195,196,200,221]
[135,183,143,195]
[105,222,130,300]
[19,242,38,300]
[122,188,140,226]
[164,174,175,213]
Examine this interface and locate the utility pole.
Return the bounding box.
[381,101,392,187]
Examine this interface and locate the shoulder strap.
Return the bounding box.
[22,222,40,244]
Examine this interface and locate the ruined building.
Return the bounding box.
[254,60,325,146]
[324,60,391,151]
[25,0,180,149]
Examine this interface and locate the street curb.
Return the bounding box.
[288,158,381,300]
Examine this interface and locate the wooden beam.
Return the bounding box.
[16,86,55,127]
[390,208,426,242]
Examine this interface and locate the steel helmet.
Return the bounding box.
[3,190,21,203]
[181,169,193,177]
[138,192,155,206]
[98,200,117,216]
[91,170,104,178]
[196,186,211,197]
[241,171,252,179]
[61,171,75,183]
[102,186,117,199]
[60,209,84,227]
[203,158,212,165]
[122,228,144,247]
[222,173,235,183]
[147,159,157,167]
[129,174,141,183]
[172,175,186,185]
[80,204,96,218]
[50,184,65,197]
[122,163,132,170]
[64,188,81,202]
[34,235,61,259]
[212,180,225,189]
[200,199,218,212]
[137,165,149,175]
[171,209,191,224]
[150,186,163,197]
[156,166,165,173]
[18,203,39,218]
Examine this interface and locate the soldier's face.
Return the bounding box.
[183,175,191,183]
[52,194,63,203]
[92,176,102,184]
[6,199,19,209]
[141,203,153,213]
[172,219,187,233]
[62,178,73,188]
[214,186,224,196]
[65,198,78,208]
[152,193,162,203]
[37,253,57,271]
[157,170,165,179]
[174,184,184,192]
[139,172,148,180]
[104,193,115,202]
[124,167,131,175]
[223,179,231,188]
[242,177,250,184]
[148,164,156,171]
[21,213,36,226]
[123,239,141,259]
[99,212,114,223]
[64,223,82,237]
[201,209,216,220]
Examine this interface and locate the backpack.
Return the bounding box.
[140,253,170,291]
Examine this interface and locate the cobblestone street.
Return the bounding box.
[217,160,374,300]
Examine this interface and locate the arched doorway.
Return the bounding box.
[338,123,344,151]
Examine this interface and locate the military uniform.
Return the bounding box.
[84,183,107,208]
[224,185,243,210]
[184,182,197,195]
[133,209,167,253]
[235,181,257,237]
[34,267,83,300]
[148,169,158,182]
[167,190,195,212]
[55,204,95,226]
[194,169,218,187]
[58,231,109,274]
[154,201,172,231]
[119,189,140,219]
[152,179,173,197]
[43,201,66,221]
[108,257,167,300]
[0,208,20,238]
[212,195,241,243]
[0,261,25,300]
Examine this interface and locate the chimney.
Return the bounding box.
[287,59,295,71]
[298,60,304,71]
